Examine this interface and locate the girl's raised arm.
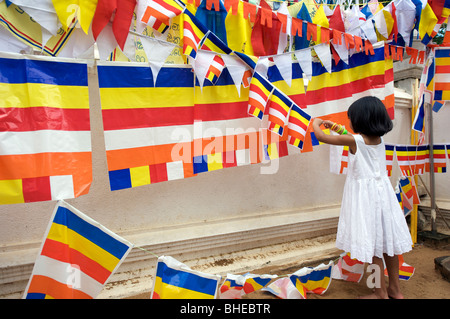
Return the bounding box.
[312,118,356,152]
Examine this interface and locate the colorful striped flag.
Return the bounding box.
[141,0,184,33]
[182,9,209,59]
[413,55,435,133]
[427,144,448,173]
[98,63,196,191]
[415,144,429,175]
[385,144,395,176]
[331,252,365,283]
[289,261,333,296]
[200,31,232,55]
[396,145,417,176]
[243,274,276,294]
[205,55,226,84]
[263,276,307,299]
[248,72,274,120]
[219,274,245,299]
[384,255,415,280]
[151,255,221,299]
[219,273,276,299]
[287,104,311,150]
[434,48,450,101]
[0,52,91,205]
[267,89,293,136]
[23,201,133,299]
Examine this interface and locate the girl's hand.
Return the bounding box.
[322,120,334,129]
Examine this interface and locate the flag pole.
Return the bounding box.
[426,102,437,235]
[410,79,419,245]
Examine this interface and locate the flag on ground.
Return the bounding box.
[289,261,333,296]
[384,255,415,280]
[331,252,365,283]
[152,255,221,299]
[23,201,133,299]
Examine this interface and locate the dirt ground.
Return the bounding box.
[129,240,449,299]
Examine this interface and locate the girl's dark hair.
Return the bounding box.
[347,96,393,136]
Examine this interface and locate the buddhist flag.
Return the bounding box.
[413,55,435,133]
[385,144,395,176]
[0,52,91,205]
[287,104,311,150]
[427,144,448,173]
[248,72,274,120]
[98,62,196,191]
[434,48,450,101]
[419,3,438,44]
[152,255,221,299]
[200,31,232,55]
[141,0,184,33]
[23,201,133,299]
[415,144,429,175]
[384,255,415,280]
[331,252,365,283]
[219,273,276,299]
[243,274,277,294]
[263,277,306,299]
[289,261,333,296]
[182,9,209,59]
[395,145,416,176]
[205,55,226,84]
[267,88,293,136]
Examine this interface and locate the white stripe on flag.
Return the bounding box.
[0,130,91,155]
[32,255,104,298]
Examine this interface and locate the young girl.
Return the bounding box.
[312,96,413,299]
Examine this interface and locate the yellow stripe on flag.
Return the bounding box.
[47,223,120,272]
[100,87,194,109]
[153,276,216,299]
[0,83,89,109]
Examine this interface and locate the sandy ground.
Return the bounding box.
[129,240,449,299]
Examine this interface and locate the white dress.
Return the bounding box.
[336,134,413,263]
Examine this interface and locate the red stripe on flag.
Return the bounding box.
[40,238,112,284]
[0,107,90,132]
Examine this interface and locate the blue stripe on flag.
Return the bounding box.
[53,206,130,259]
[0,58,87,86]
[156,261,218,296]
[297,267,331,284]
[97,65,194,88]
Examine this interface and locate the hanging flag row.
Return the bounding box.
[0,0,435,65]
[331,143,450,177]
[23,201,414,299]
[0,40,396,204]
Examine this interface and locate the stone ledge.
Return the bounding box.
[0,206,340,298]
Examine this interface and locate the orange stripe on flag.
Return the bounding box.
[27,275,93,299]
